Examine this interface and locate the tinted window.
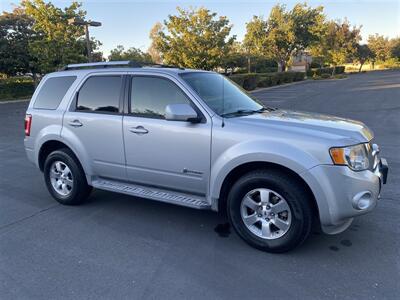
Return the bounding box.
[34,76,76,109]
[77,76,122,113]
[130,76,190,118]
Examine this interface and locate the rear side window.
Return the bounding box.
[33,76,76,109]
[76,76,122,113]
[130,76,191,119]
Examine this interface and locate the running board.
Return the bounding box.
[92,179,210,210]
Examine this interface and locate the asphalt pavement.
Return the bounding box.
[1,70,399,299]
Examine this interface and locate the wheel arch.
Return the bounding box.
[38,140,86,176]
[216,161,320,224]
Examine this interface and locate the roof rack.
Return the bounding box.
[61,61,184,71]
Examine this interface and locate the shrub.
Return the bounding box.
[293,72,305,81]
[380,58,400,69]
[242,74,258,90]
[229,74,245,86]
[335,66,345,74]
[320,73,331,79]
[257,67,278,73]
[0,77,35,100]
[257,76,269,87]
[228,72,305,91]
[334,74,347,79]
[229,73,258,90]
[307,66,345,77]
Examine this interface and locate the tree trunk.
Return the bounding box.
[278,61,286,72]
[359,62,364,72]
[247,57,251,73]
[331,65,336,76]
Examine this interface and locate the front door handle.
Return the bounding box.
[68,120,83,127]
[129,126,149,135]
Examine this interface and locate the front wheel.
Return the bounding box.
[227,169,313,253]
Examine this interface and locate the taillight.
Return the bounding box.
[25,114,32,136]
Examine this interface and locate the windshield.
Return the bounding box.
[180,72,264,116]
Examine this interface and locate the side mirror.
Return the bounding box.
[165,104,200,123]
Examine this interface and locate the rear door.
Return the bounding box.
[122,74,212,195]
[62,73,126,180]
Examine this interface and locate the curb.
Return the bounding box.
[0,98,30,104]
[310,76,349,82]
[250,76,349,93]
[251,80,311,93]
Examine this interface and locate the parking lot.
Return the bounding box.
[1,70,399,299]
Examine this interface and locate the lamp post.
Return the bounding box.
[68,17,102,62]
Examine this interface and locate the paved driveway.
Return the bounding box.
[1,70,399,299]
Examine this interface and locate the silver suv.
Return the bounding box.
[24,61,388,252]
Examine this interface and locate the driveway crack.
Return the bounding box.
[0,204,59,233]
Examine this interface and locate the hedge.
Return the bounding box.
[229,72,305,91]
[306,66,345,77]
[0,77,35,100]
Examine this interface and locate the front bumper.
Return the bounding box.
[302,158,388,234]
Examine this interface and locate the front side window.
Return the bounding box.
[180,72,263,116]
[76,76,122,113]
[130,76,191,119]
[34,76,76,109]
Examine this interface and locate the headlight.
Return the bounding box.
[330,143,370,171]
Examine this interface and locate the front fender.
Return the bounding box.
[209,140,321,202]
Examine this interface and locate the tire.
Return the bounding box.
[43,148,92,205]
[227,169,313,253]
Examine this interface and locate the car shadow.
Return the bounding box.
[80,189,366,258]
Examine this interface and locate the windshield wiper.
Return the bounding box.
[221,106,273,117]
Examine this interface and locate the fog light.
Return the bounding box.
[352,191,373,210]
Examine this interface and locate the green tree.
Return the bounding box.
[243,16,268,72]
[355,44,374,72]
[244,4,325,72]
[108,45,152,63]
[0,8,38,77]
[367,34,391,63]
[220,42,247,74]
[151,7,235,70]
[22,0,102,78]
[390,38,400,59]
[148,22,163,64]
[243,16,268,56]
[318,20,361,73]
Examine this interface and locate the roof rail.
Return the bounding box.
[61,61,141,71]
[60,61,185,71]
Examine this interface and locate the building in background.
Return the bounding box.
[289,51,313,72]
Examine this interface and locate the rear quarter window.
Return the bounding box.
[33,76,77,109]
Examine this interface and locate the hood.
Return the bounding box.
[232,109,374,143]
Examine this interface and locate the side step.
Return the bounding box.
[92,179,211,210]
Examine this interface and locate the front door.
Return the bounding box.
[123,74,211,195]
[62,74,126,180]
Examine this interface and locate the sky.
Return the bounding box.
[1,0,399,57]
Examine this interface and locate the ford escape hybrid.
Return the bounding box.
[24,61,389,252]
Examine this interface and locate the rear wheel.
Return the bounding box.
[227,169,313,253]
[44,148,92,205]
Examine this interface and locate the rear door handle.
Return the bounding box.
[129,126,149,135]
[68,120,83,127]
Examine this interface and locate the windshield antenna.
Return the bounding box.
[221,76,225,128]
